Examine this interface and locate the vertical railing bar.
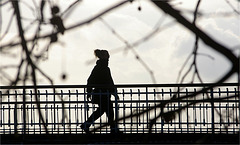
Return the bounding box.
[51,105,53,134]
[38,90,41,134]
[147,103,150,133]
[228,103,230,127]
[46,90,48,128]
[225,104,228,133]
[7,92,10,132]
[92,104,95,134]
[114,89,118,133]
[68,90,71,134]
[57,105,59,134]
[76,90,79,133]
[20,105,23,134]
[226,88,230,128]
[0,91,2,129]
[200,103,202,133]
[137,89,140,132]
[74,104,77,134]
[7,91,9,130]
[169,89,172,128]
[167,104,169,133]
[53,87,56,130]
[23,88,26,134]
[174,104,176,133]
[186,88,189,133]
[130,89,133,134]
[232,104,235,133]
[153,89,157,133]
[226,88,230,133]
[130,103,132,134]
[146,87,149,131]
[206,104,208,133]
[210,88,215,134]
[26,105,29,134]
[194,88,197,130]
[161,89,164,134]
[76,90,79,127]
[123,104,126,133]
[83,88,87,132]
[219,100,222,133]
[45,104,47,128]
[122,89,126,133]
[218,88,222,133]
[3,106,5,134]
[177,87,181,131]
[234,88,238,127]
[33,105,35,134]
[80,105,83,134]
[142,104,144,133]
[30,90,33,127]
[117,104,120,132]
[236,87,240,128]
[60,90,65,134]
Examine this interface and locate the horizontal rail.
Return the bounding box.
[0,83,238,89]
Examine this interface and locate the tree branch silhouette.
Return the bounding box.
[1,0,132,51]
[11,0,48,134]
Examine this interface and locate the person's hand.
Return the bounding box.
[115,94,120,100]
[87,95,91,101]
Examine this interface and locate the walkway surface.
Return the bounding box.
[1,133,239,144]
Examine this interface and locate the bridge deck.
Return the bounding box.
[1,133,239,144]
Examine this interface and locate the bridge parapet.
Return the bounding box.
[0,83,239,134]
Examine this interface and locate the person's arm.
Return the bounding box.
[86,67,97,100]
[107,68,119,100]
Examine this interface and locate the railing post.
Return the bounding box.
[210,88,215,134]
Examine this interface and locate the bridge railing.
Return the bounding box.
[0,83,239,134]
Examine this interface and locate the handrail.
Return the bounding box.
[0,83,238,89]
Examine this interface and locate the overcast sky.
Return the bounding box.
[1,0,239,86]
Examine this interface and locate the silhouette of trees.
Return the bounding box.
[0,0,239,134]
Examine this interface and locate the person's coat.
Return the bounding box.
[87,59,115,103]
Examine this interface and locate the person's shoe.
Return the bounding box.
[110,128,123,134]
[80,122,91,134]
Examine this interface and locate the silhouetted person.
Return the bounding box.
[81,49,120,134]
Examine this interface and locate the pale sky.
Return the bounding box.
[0,0,239,86]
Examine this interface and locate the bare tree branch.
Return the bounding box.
[152,1,238,83]
[11,0,48,134]
[1,0,132,50]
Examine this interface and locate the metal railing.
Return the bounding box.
[0,83,239,134]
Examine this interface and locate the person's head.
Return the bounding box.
[94,49,110,60]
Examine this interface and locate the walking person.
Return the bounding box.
[81,49,121,134]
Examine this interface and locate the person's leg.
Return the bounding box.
[103,97,119,133]
[105,96,122,133]
[84,107,104,124]
[81,107,104,133]
[81,97,105,133]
